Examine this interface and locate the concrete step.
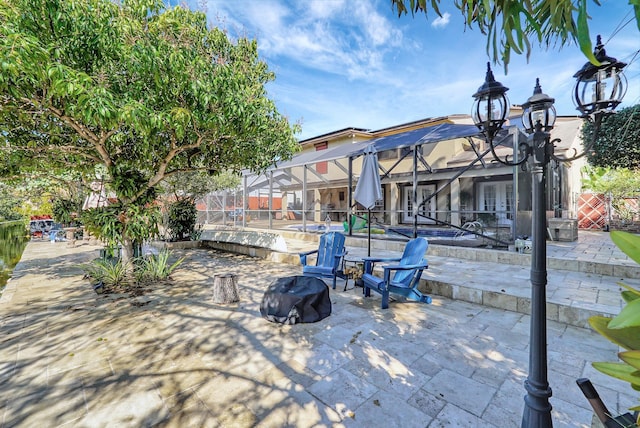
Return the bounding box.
[201,226,638,328]
[270,227,640,280]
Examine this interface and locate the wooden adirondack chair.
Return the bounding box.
[299,232,346,290]
[362,237,430,309]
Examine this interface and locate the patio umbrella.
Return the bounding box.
[354,145,382,256]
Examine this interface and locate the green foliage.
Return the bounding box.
[85,249,184,288]
[84,258,130,289]
[590,231,640,415]
[586,105,640,170]
[191,224,203,241]
[135,250,185,282]
[0,0,299,184]
[581,166,640,222]
[3,172,83,221]
[0,0,299,263]
[0,185,22,221]
[0,221,28,288]
[161,171,220,202]
[82,203,161,249]
[391,1,640,71]
[209,171,242,192]
[167,199,197,241]
[52,198,82,226]
[110,166,156,206]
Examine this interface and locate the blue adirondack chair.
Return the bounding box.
[299,232,346,290]
[362,237,431,309]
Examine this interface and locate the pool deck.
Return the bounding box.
[203,226,640,328]
[0,231,637,427]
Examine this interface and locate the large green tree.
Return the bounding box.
[391,0,640,70]
[0,0,299,264]
[585,105,640,169]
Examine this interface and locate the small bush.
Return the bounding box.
[136,250,185,282]
[167,199,197,241]
[84,258,130,289]
[52,198,81,227]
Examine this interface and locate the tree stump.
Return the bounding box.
[212,273,239,303]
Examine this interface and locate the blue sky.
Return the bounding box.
[200,0,639,140]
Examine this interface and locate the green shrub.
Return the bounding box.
[52,198,81,226]
[136,250,185,282]
[84,258,130,289]
[167,199,197,241]
[82,203,160,250]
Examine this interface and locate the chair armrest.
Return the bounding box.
[382,262,428,271]
[299,249,318,266]
[362,257,401,263]
[382,260,428,282]
[300,249,319,257]
[362,257,400,274]
[333,251,347,264]
[331,251,347,272]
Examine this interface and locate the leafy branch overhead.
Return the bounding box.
[391,0,640,72]
[0,0,300,207]
[0,0,300,266]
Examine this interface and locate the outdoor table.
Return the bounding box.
[340,255,365,291]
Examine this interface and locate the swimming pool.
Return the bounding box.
[288,224,474,239]
[387,227,475,239]
[288,224,345,233]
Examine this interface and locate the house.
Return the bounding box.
[239,110,585,245]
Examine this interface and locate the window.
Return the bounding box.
[403,185,436,224]
[400,145,423,158]
[378,149,397,160]
[478,181,513,225]
[315,142,328,174]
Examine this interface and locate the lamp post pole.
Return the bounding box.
[471,35,627,427]
[523,121,553,427]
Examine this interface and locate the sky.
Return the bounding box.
[195,0,639,141]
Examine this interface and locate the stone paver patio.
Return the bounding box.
[0,240,635,427]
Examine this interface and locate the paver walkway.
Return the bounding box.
[0,239,635,427]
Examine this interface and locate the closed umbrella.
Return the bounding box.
[354,145,382,256]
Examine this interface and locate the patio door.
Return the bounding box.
[478,181,513,225]
[403,185,436,224]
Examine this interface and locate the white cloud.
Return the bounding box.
[431,12,450,29]
[241,0,291,37]
[203,0,639,139]
[206,0,408,83]
[308,0,345,19]
[351,1,403,47]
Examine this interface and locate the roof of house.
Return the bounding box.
[269,123,482,171]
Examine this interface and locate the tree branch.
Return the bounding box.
[47,106,114,168]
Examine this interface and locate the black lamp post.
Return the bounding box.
[472,36,626,428]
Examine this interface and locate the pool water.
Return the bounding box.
[385,227,475,239]
[288,224,473,239]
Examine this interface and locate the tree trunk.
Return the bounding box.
[121,237,135,275]
[212,274,239,303]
